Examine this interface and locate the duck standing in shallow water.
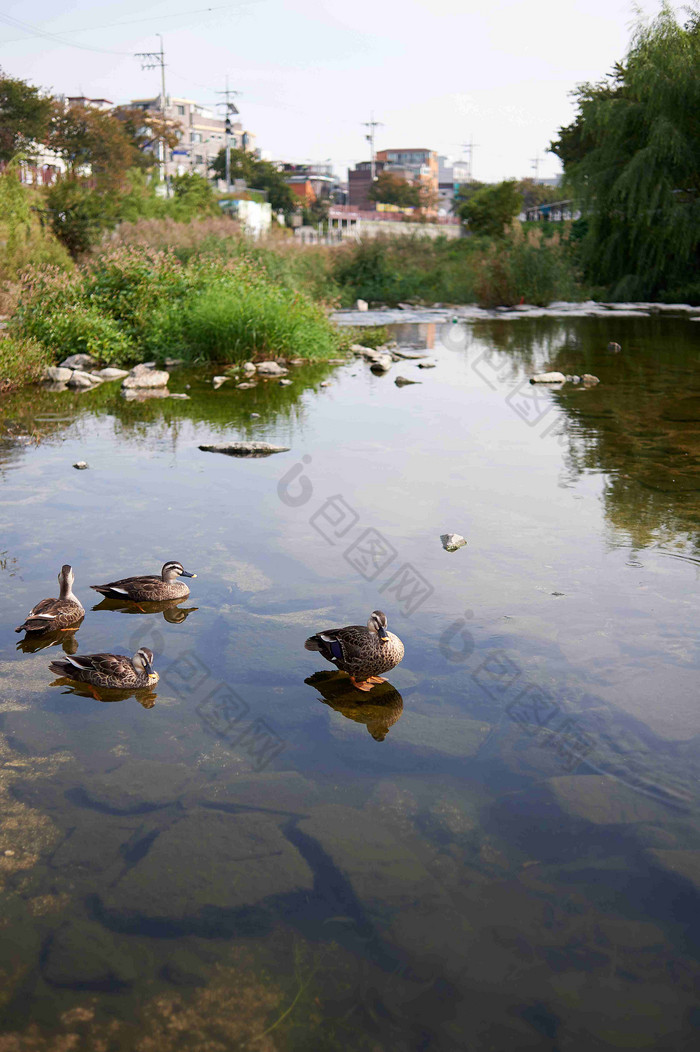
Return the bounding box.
[15,565,84,635]
[49,647,158,699]
[305,610,404,691]
[90,560,196,603]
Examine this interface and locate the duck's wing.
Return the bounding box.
[90,575,158,599]
[304,625,366,663]
[50,652,133,678]
[16,596,60,632]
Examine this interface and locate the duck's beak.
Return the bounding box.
[180,570,197,578]
[378,628,389,643]
[144,658,155,675]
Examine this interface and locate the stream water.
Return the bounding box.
[0,312,699,1050]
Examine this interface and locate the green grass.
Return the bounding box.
[0,336,51,393]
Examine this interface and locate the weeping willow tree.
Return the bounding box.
[551,5,700,299]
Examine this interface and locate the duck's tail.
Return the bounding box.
[304,635,321,652]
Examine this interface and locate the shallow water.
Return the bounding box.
[1,315,699,1050]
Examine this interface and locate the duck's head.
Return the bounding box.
[58,564,76,596]
[133,646,157,679]
[367,609,390,644]
[161,560,197,582]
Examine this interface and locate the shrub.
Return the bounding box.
[0,336,51,392]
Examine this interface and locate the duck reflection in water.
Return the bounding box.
[305,671,404,741]
[17,625,82,654]
[92,597,198,624]
[50,677,158,709]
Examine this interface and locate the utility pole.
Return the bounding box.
[135,35,168,193]
[216,78,240,192]
[531,153,542,181]
[461,139,479,182]
[362,114,383,182]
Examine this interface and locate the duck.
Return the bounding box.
[304,609,404,691]
[90,560,197,603]
[15,564,84,635]
[49,647,158,698]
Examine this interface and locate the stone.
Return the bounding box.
[392,349,429,360]
[242,362,256,374]
[529,371,566,384]
[72,461,89,470]
[582,373,600,385]
[43,919,138,988]
[212,376,229,388]
[547,776,670,826]
[77,759,193,814]
[67,370,100,388]
[199,442,290,458]
[59,353,96,370]
[164,358,184,367]
[607,341,622,353]
[255,361,288,376]
[319,380,331,387]
[278,378,293,386]
[369,354,393,373]
[122,367,169,389]
[99,812,314,933]
[121,387,171,401]
[236,382,257,389]
[42,381,68,392]
[95,368,129,380]
[355,298,368,311]
[441,533,467,552]
[45,366,72,383]
[195,771,320,814]
[417,361,436,369]
[169,392,190,400]
[647,849,700,893]
[394,375,420,386]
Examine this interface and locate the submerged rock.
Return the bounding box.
[199,442,290,458]
[441,533,467,552]
[255,361,288,376]
[98,811,313,934]
[394,375,420,386]
[530,371,566,384]
[43,919,138,988]
[72,461,89,470]
[121,387,171,401]
[59,353,96,370]
[236,382,257,390]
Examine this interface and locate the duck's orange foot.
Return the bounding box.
[349,676,373,692]
[60,627,78,632]
[89,686,103,701]
[366,676,387,684]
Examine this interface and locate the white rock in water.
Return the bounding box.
[60,353,96,370]
[169,393,190,400]
[236,381,257,389]
[199,442,290,458]
[212,376,229,388]
[164,358,184,367]
[530,372,567,384]
[67,370,100,388]
[319,380,331,387]
[122,368,170,389]
[417,362,436,369]
[370,356,392,373]
[45,366,72,383]
[607,342,622,353]
[278,378,293,386]
[582,373,600,385]
[73,461,89,470]
[355,298,368,311]
[255,361,288,376]
[242,362,256,374]
[441,533,467,552]
[96,368,129,380]
[121,387,171,401]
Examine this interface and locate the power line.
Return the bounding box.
[0,12,131,55]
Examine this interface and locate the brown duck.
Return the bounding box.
[15,564,84,635]
[90,560,196,603]
[305,609,404,691]
[49,646,158,699]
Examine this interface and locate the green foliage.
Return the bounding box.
[0,70,53,162]
[516,178,563,210]
[171,172,218,212]
[11,247,341,367]
[550,6,700,298]
[0,336,51,391]
[211,148,296,217]
[0,161,73,279]
[368,172,422,208]
[458,181,523,237]
[45,178,117,256]
[473,227,579,307]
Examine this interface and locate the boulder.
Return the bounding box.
[236,382,257,389]
[370,355,393,373]
[607,341,622,353]
[59,353,96,370]
[395,375,420,387]
[72,461,89,470]
[255,361,288,377]
[242,362,256,374]
[441,533,467,552]
[67,370,100,388]
[355,298,368,311]
[278,378,293,386]
[98,811,314,934]
[44,366,72,383]
[76,759,193,814]
[122,366,169,389]
[529,371,566,384]
[199,442,290,458]
[95,367,129,380]
[582,373,600,385]
[212,376,229,388]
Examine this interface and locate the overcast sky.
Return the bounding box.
[1,0,665,181]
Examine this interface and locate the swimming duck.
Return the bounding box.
[49,647,158,697]
[90,560,196,603]
[304,609,404,691]
[15,564,84,635]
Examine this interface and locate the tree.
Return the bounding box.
[113,106,180,169]
[515,178,562,210]
[368,172,422,208]
[47,102,143,189]
[0,70,53,161]
[457,181,522,237]
[211,148,296,217]
[171,172,218,213]
[550,7,700,298]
